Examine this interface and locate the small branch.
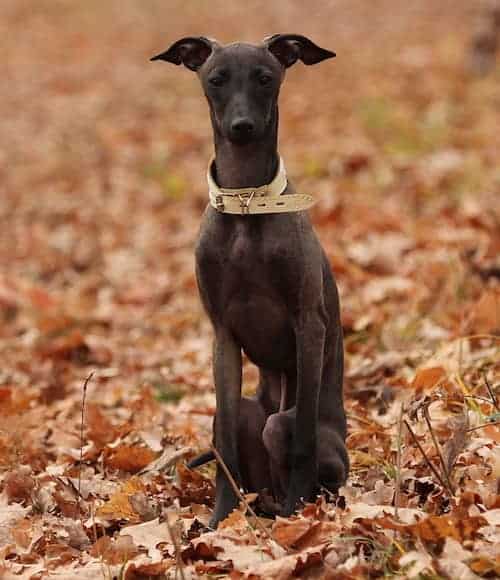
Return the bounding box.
[458,338,464,377]
[466,420,500,433]
[422,406,454,495]
[404,420,450,495]
[453,333,499,342]
[77,371,94,519]
[165,515,186,580]
[483,373,499,411]
[346,413,377,427]
[210,444,275,548]
[464,394,499,405]
[394,403,404,520]
[90,500,98,545]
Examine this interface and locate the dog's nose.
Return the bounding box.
[231,118,254,137]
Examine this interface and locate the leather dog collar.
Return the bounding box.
[207,157,316,215]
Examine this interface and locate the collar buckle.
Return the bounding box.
[238,191,255,215]
[215,194,225,212]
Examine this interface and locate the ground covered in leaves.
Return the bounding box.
[0,1,499,578]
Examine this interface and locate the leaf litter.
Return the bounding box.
[0,0,499,578]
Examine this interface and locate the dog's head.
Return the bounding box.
[151,35,335,145]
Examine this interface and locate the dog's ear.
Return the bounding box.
[150,37,215,71]
[264,34,335,68]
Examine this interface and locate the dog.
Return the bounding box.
[152,34,348,527]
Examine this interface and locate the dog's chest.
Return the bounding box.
[196,215,295,366]
[198,215,291,278]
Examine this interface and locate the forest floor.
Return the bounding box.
[0,1,499,578]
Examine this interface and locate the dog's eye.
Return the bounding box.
[209,76,226,87]
[259,75,272,86]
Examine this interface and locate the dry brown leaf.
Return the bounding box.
[0,387,36,417]
[467,289,500,334]
[294,520,341,550]
[90,534,139,565]
[119,517,172,560]
[85,403,122,447]
[343,503,423,525]
[411,366,447,392]
[10,518,34,551]
[0,502,29,558]
[176,462,215,506]
[123,557,173,579]
[238,545,326,578]
[96,477,146,522]
[272,517,314,549]
[483,423,500,443]
[218,509,250,532]
[469,555,500,577]
[3,468,35,503]
[376,513,488,542]
[104,445,157,473]
[442,412,469,474]
[138,445,192,475]
[437,537,481,580]
[38,328,91,363]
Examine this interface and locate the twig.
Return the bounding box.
[403,420,450,494]
[466,420,500,433]
[394,403,404,520]
[165,515,186,580]
[458,338,464,377]
[90,500,98,545]
[76,371,94,519]
[452,333,499,342]
[346,412,377,427]
[464,394,499,405]
[210,444,275,547]
[483,373,499,411]
[422,405,454,495]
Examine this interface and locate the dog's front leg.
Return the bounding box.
[284,313,325,515]
[210,328,243,527]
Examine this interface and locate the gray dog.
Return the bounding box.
[151,34,348,527]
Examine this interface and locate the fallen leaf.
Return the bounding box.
[104,445,157,473]
[0,502,29,558]
[442,412,469,474]
[272,517,313,549]
[119,517,172,560]
[96,477,147,522]
[411,366,447,392]
[90,534,139,565]
[467,289,500,334]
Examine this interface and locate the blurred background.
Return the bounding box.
[0,0,498,438]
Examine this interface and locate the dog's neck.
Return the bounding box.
[211,106,280,189]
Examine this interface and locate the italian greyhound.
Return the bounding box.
[151,34,348,527]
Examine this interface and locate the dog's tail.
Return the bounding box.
[187,450,215,469]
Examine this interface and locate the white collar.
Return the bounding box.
[207,157,315,215]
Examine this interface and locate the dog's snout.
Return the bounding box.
[230,118,255,139]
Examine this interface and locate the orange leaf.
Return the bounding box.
[86,403,122,447]
[218,509,248,531]
[375,514,487,542]
[96,477,146,522]
[468,289,500,334]
[272,517,313,548]
[104,445,156,473]
[411,367,447,392]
